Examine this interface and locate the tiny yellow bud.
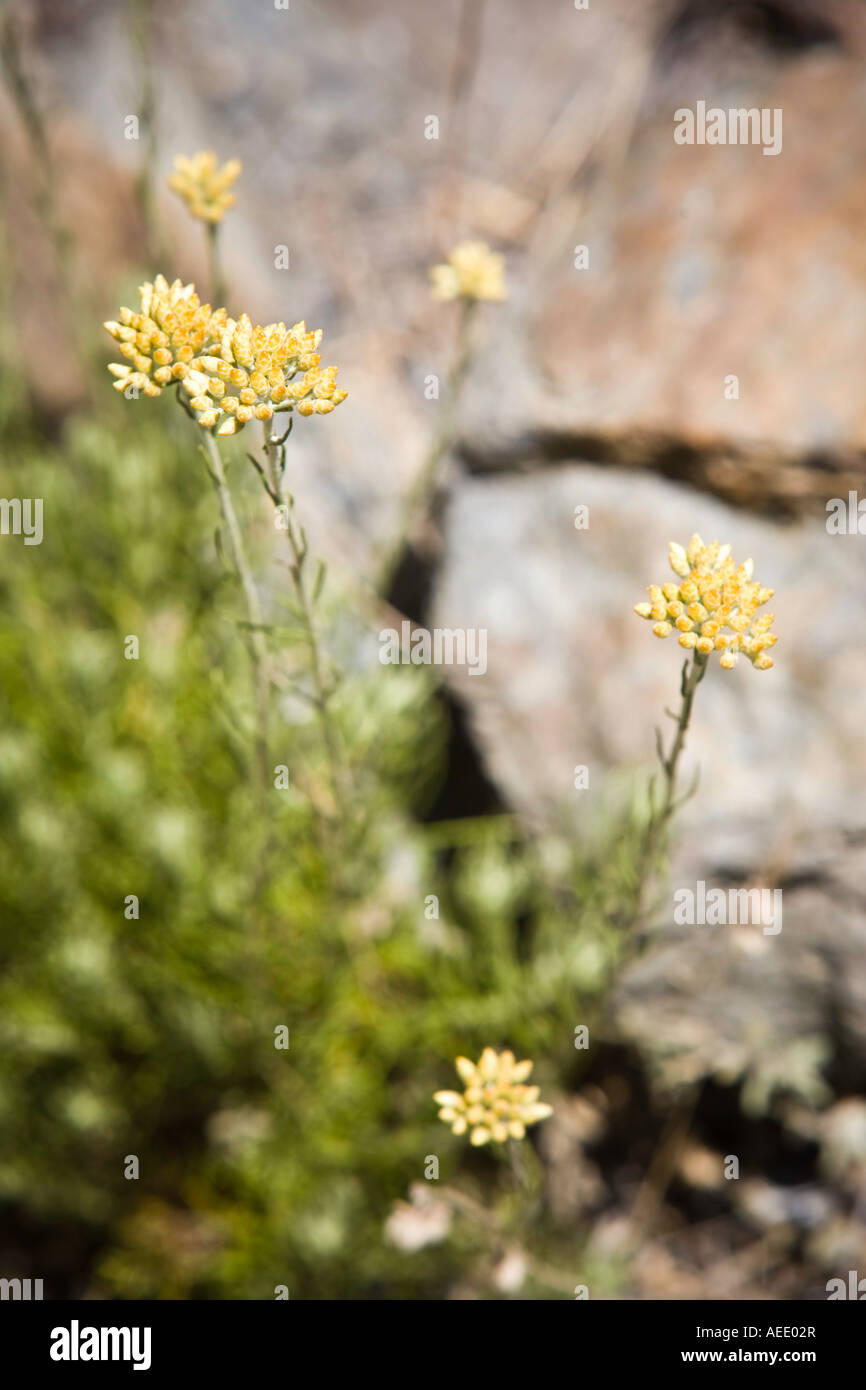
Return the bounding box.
[669,542,690,578]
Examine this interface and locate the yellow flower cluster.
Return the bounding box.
[105,277,346,434]
[183,315,346,435]
[434,1048,553,1146]
[430,241,507,303]
[634,534,777,670]
[168,151,242,224]
[105,275,227,399]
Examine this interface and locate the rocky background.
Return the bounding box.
[2,0,866,1298]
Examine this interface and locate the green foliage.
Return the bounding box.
[0,381,637,1299]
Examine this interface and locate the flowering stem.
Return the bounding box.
[633,651,708,930]
[130,0,162,266]
[376,296,477,596]
[438,1183,575,1295]
[253,419,350,829]
[506,1136,543,1219]
[206,222,226,309]
[200,430,270,785]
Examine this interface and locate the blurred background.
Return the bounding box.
[0,0,865,1300]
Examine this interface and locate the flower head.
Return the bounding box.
[168,151,242,224]
[105,280,346,433]
[182,314,347,435]
[434,1047,553,1146]
[634,534,777,670]
[104,275,226,399]
[430,241,507,303]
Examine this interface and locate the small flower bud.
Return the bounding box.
[668,542,690,578]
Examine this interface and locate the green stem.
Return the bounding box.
[201,430,270,785]
[507,1136,543,1213]
[257,419,350,829]
[439,1179,575,1295]
[130,0,161,266]
[633,651,708,930]
[206,221,226,307]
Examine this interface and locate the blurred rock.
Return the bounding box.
[737,1178,834,1231]
[612,866,865,1096]
[819,1098,866,1179]
[432,466,866,848]
[539,1091,607,1221]
[4,0,866,536]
